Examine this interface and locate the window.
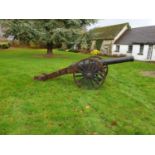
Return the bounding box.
[138,44,144,55]
[115,45,120,52]
[127,45,132,53]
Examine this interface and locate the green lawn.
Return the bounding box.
[0,48,155,134]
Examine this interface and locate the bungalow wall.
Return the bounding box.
[90,40,96,50]
[112,44,155,61]
[132,45,148,60]
[100,40,113,54]
[112,45,132,56]
[91,39,113,55]
[133,44,155,61]
[151,45,155,61]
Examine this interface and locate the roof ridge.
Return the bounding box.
[91,22,129,30]
[115,25,155,44]
[132,25,155,29]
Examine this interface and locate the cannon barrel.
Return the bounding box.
[101,56,134,65]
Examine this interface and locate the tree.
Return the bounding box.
[1,19,96,55]
[74,30,95,52]
[1,20,37,43]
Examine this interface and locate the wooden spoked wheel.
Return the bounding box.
[73,58,108,89]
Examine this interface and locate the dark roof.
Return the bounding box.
[89,23,129,40]
[115,26,155,44]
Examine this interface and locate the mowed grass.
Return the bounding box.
[0,48,155,135]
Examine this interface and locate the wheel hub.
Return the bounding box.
[86,72,92,78]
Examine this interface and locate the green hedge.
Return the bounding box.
[0,42,10,49]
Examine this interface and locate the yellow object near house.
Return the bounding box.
[90,49,101,55]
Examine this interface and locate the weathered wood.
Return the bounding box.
[34,66,78,81]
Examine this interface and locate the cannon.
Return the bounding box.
[34,56,134,89]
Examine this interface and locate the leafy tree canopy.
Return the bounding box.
[1,19,97,54]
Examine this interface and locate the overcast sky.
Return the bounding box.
[87,19,155,30]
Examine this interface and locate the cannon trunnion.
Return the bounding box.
[34,56,134,89]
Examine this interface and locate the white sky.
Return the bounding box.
[87,19,155,30]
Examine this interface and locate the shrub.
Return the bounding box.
[67,48,79,53]
[11,40,20,47]
[79,49,90,54]
[90,49,101,55]
[0,42,10,49]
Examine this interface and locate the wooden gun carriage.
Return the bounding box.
[34,56,134,89]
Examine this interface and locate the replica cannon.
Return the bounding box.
[34,56,134,89]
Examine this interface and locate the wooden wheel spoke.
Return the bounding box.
[95,74,102,81]
[89,79,95,87]
[88,62,93,71]
[85,78,93,88]
[73,58,108,89]
[98,72,105,78]
[90,79,97,88]
[85,79,91,88]
[91,65,97,74]
[93,78,100,86]
[82,63,88,72]
[89,62,95,71]
[78,64,85,72]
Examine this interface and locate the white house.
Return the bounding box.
[112,26,155,61]
[90,23,130,55]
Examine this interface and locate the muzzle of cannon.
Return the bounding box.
[34,56,134,89]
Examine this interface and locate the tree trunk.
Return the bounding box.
[47,43,53,55]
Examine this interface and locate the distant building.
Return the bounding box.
[89,23,130,55]
[112,26,155,61]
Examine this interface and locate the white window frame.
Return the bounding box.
[115,45,120,52]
